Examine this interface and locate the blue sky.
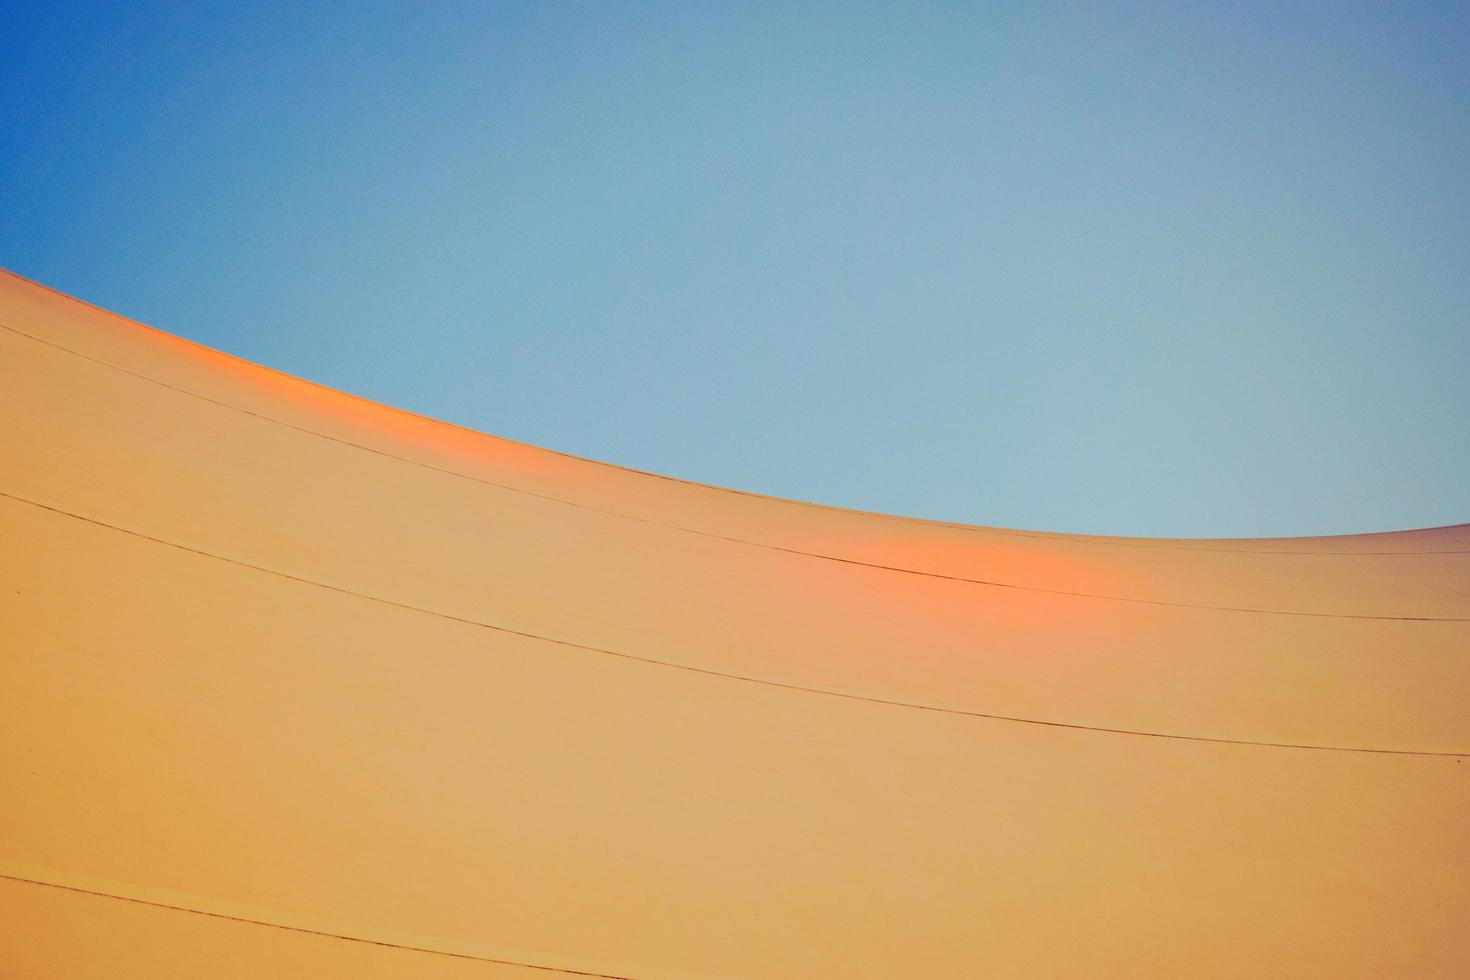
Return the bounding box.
[4,1,1467,537]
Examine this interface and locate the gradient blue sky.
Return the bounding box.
[4,2,1467,537]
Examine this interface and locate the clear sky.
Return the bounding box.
[4,2,1467,537]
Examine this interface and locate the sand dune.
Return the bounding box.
[2,268,1466,977]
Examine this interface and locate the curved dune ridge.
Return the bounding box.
[1,268,1467,978]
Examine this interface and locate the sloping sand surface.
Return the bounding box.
[2,269,1466,976]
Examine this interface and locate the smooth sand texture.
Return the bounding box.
[2,268,1467,977]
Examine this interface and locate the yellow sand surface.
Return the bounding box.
[1,269,1466,977]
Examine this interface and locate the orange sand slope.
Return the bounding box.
[1,268,1467,978]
